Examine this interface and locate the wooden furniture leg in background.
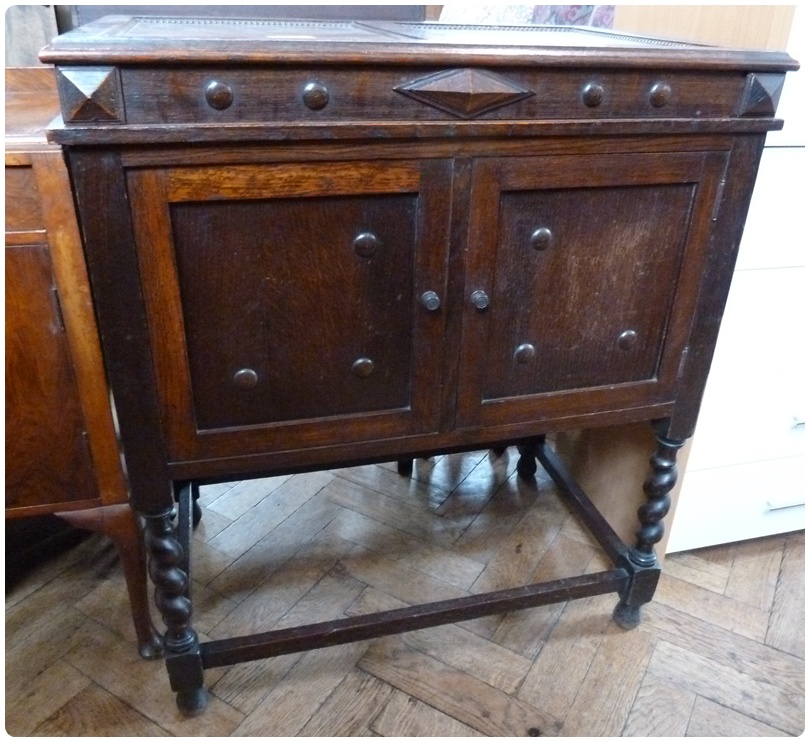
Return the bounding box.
[56,504,163,659]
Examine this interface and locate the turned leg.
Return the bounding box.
[142,504,208,715]
[614,425,685,629]
[56,504,163,659]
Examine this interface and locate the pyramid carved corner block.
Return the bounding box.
[55,66,125,124]
[394,68,534,119]
[737,72,785,118]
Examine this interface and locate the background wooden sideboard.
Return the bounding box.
[5,67,161,657]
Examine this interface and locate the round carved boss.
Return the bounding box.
[205,81,234,110]
[617,330,639,350]
[352,358,375,378]
[530,227,554,251]
[302,82,330,111]
[581,82,605,108]
[514,343,536,364]
[232,368,258,389]
[649,82,672,108]
[353,232,379,258]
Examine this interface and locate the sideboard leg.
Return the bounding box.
[614,424,685,629]
[397,459,414,476]
[56,504,163,659]
[191,482,202,528]
[142,507,208,714]
[516,437,545,480]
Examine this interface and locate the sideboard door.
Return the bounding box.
[456,150,728,429]
[127,159,452,461]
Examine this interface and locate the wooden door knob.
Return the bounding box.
[471,290,490,310]
[420,291,441,311]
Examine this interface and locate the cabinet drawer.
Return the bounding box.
[5,165,45,234]
[668,456,806,553]
[709,266,806,376]
[119,65,744,126]
[688,368,805,470]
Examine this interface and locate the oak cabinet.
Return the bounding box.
[40,16,797,714]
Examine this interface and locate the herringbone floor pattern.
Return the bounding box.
[5,449,805,736]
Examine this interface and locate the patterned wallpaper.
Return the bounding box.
[439,5,615,28]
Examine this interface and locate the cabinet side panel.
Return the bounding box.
[67,148,173,513]
[668,134,767,439]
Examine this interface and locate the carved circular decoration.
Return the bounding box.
[649,82,672,108]
[302,82,329,111]
[420,291,441,312]
[353,232,379,258]
[581,82,605,108]
[618,330,639,350]
[205,81,234,110]
[530,227,554,251]
[232,368,258,389]
[352,358,375,378]
[471,290,490,310]
[514,343,536,364]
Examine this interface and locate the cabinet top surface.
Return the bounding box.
[40,15,797,71]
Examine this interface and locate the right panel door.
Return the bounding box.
[456,150,728,429]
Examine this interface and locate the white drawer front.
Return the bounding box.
[688,368,806,470]
[709,266,807,377]
[736,147,807,271]
[667,456,806,553]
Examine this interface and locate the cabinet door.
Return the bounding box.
[457,151,727,429]
[128,160,451,461]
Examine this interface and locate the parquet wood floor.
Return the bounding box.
[5,449,805,736]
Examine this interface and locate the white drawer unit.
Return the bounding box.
[668,11,807,552]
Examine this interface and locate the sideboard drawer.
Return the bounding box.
[118,65,745,125]
[668,456,806,552]
[708,266,805,376]
[687,368,806,470]
[5,165,45,234]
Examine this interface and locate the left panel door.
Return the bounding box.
[128,159,452,462]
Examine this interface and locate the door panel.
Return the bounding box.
[129,160,452,460]
[457,151,727,428]
[171,194,417,429]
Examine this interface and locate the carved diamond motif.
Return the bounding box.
[737,73,785,117]
[56,66,124,123]
[395,68,534,119]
